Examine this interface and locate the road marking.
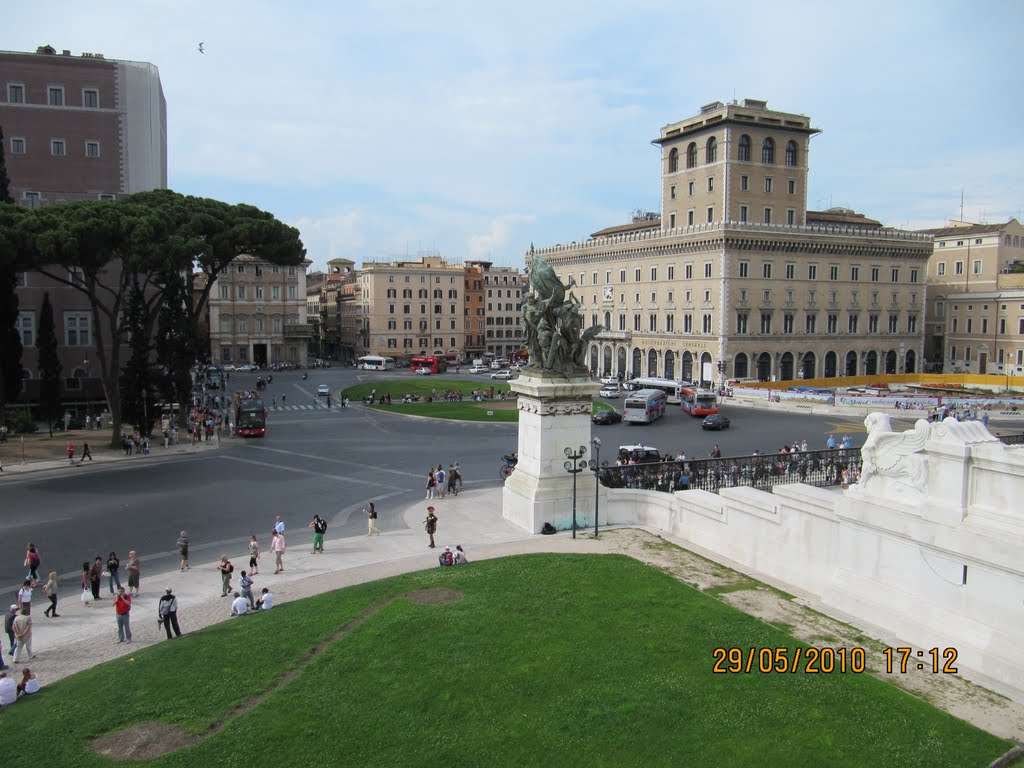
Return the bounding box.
[218,451,422,483]
[216,454,389,485]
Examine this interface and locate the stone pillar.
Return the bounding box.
[502,372,600,534]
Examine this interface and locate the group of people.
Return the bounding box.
[79,551,141,607]
[0,667,39,706]
[425,463,463,500]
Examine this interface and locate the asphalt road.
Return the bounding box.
[0,365,967,596]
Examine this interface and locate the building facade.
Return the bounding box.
[357,255,468,359]
[204,255,313,367]
[4,44,167,409]
[534,100,932,385]
[474,261,526,359]
[916,219,1024,374]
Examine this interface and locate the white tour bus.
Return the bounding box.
[357,355,395,371]
[623,388,668,424]
[623,377,686,405]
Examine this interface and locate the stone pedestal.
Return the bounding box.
[502,372,601,533]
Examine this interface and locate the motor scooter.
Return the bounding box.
[302,372,308,380]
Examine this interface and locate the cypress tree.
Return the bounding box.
[37,292,62,436]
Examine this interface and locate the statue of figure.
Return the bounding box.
[521,255,601,376]
[853,412,930,497]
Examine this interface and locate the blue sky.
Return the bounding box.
[9,1,1024,270]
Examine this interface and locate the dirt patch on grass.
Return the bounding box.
[92,721,199,761]
[599,528,1024,740]
[470,401,517,411]
[404,587,464,605]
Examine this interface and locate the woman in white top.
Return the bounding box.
[18,668,39,696]
[454,545,468,565]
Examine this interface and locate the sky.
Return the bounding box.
[8,1,1024,271]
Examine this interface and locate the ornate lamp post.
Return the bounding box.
[563,445,588,539]
[588,437,608,537]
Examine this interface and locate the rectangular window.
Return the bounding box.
[219,284,229,299]
[238,346,248,361]
[891,267,899,283]
[764,177,773,193]
[51,139,66,156]
[667,266,675,280]
[871,267,880,282]
[739,205,748,222]
[273,318,283,332]
[10,137,25,155]
[255,318,264,333]
[910,268,919,283]
[64,312,91,346]
[973,259,982,275]
[707,207,714,223]
[808,290,816,304]
[736,314,748,334]
[848,314,859,334]
[48,86,65,106]
[908,315,917,333]
[937,263,946,276]
[967,318,973,333]
[851,266,860,281]
[707,176,714,192]
[272,286,280,300]
[237,285,246,299]
[688,181,695,196]
[649,314,657,332]
[288,286,297,299]
[965,347,972,363]
[762,263,772,279]
[255,286,264,300]
[702,314,712,334]
[952,318,959,333]
[666,315,674,332]
[237,319,247,333]
[982,318,988,334]
[16,312,35,347]
[955,261,964,275]
[807,264,817,280]
[739,261,748,278]
[633,314,641,331]
[7,84,24,103]
[805,314,816,334]
[687,210,694,226]
[740,175,748,191]
[618,314,626,331]
[785,264,795,280]
[83,88,99,108]
[888,315,898,333]
[670,185,676,199]
[650,267,657,282]
[685,264,693,280]
[85,140,100,158]
[787,179,796,194]
[786,210,795,225]
[760,313,772,334]
[763,208,772,224]
[619,270,626,283]
[683,314,693,333]
[827,314,837,334]
[704,262,712,279]
[783,314,794,334]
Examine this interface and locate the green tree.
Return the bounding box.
[37,291,62,436]
[154,270,196,426]
[119,279,154,434]
[13,190,305,446]
[0,201,25,427]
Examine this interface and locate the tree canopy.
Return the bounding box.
[9,189,305,445]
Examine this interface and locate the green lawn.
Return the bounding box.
[3,555,1008,767]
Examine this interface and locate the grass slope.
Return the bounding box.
[3,555,1008,767]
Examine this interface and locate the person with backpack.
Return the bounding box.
[218,555,234,597]
[365,502,380,536]
[309,515,327,554]
[24,544,41,587]
[424,507,438,549]
[438,546,454,567]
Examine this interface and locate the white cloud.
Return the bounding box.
[467,214,536,261]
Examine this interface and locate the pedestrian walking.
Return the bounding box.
[435,464,446,499]
[177,531,190,571]
[454,461,463,491]
[218,555,234,596]
[158,588,182,639]
[309,515,327,553]
[107,551,122,594]
[125,551,140,597]
[248,534,260,575]
[366,502,380,535]
[113,587,132,643]
[12,609,32,662]
[81,442,93,461]
[67,443,75,463]
[424,506,438,548]
[24,544,41,586]
[274,515,285,535]
[5,605,17,655]
[425,468,437,500]
[271,530,286,573]
[446,464,457,496]
[239,571,256,610]
[42,572,59,618]
[16,580,32,615]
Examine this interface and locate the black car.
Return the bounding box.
[592,409,623,425]
[53,416,88,431]
[701,414,730,430]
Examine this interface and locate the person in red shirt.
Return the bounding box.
[66,443,75,464]
[113,587,132,643]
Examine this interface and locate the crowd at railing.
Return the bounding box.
[598,448,864,495]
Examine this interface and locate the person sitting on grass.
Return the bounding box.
[17,668,39,697]
[230,591,248,617]
[255,587,274,610]
[0,672,16,707]
[438,546,454,567]
[453,545,468,565]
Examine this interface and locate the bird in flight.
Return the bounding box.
[198,42,205,54]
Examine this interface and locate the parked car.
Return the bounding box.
[592,408,622,425]
[701,414,731,430]
[598,386,620,399]
[52,416,88,431]
[490,361,502,370]
[317,384,331,396]
[236,363,259,372]
[413,367,432,376]
[617,444,661,463]
[491,370,517,380]
[469,365,490,374]
[599,376,619,386]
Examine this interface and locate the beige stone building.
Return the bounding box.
[477,262,527,358]
[203,255,313,367]
[357,255,467,359]
[534,99,932,385]
[915,219,1024,374]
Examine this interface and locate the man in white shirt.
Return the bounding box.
[229,592,248,617]
[0,672,16,706]
[256,587,273,610]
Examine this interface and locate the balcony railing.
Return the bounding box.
[598,448,863,495]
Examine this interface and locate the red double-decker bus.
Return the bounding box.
[409,355,448,374]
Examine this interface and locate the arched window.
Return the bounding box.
[706,137,717,164]
[686,143,697,169]
[668,148,679,173]
[738,134,751,162]
[762,138,775,164]
[785,140,798,167]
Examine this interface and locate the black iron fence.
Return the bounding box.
[997,432,1024,446]
[599,448,863,495]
